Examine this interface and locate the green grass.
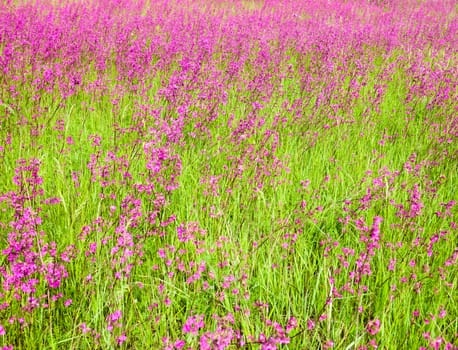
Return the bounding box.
[1,18,457,350]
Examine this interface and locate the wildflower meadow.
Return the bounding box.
[0,0,457,348]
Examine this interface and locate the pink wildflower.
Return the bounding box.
[182,315,205,336]
[366,319,381,335]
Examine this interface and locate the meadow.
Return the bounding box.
[0,0,457,348]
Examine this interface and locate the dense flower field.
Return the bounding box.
[0,0,457,348]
